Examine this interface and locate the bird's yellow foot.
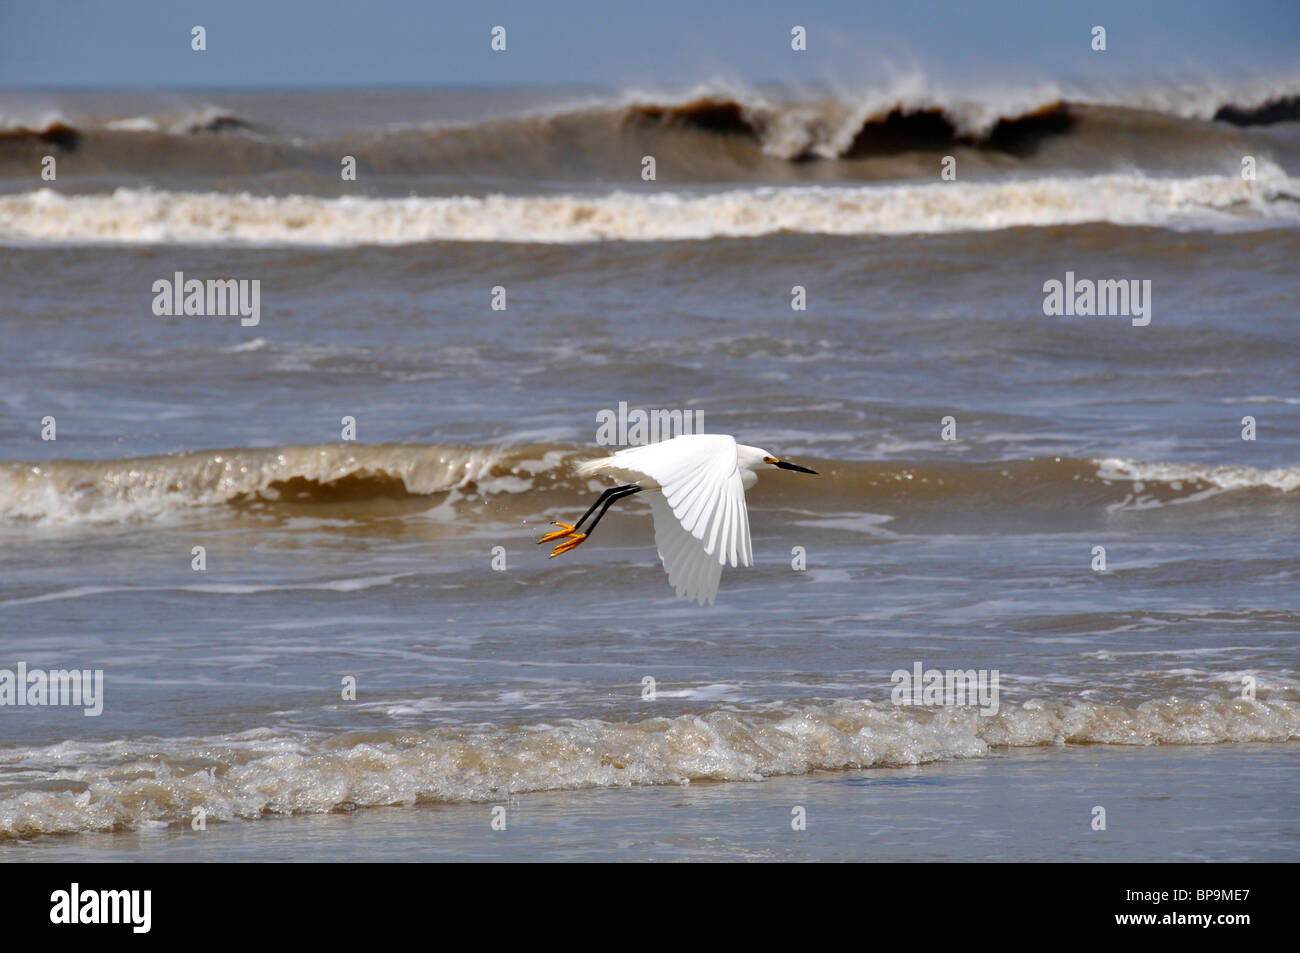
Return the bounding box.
[538,521,578,544]
[549,533,587,558]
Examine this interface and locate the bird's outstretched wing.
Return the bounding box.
[595,435,752,604]
[647,492,725,605]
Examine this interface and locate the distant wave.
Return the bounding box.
[3,78,1297,153]
[1214,95,1300,126]
[0,107,253,144]
[618,92,1075,161]
[0,119,81,149]
[3,169,1298,245]
[1,694,1295,837]
[2,77,1298,186]
[3,443,1295,528]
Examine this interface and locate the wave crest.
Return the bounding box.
[3,444,1296,528]
[1,695,1294,838]
[0,443,519,525]
[3,170,1297,246]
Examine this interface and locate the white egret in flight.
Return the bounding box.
[539,434,818,605]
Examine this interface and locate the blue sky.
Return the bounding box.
[2,0,1297,87]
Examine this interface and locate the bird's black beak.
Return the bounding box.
[774,459,819,475]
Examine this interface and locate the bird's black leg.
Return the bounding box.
[539,483,641,550]
[572,484,637,533]
[577,484,642,537]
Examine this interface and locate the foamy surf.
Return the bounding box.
[3,170,1297,246]
[3,445,1296,528]
[1096,458,1300,493]
[0,443,517,526]
[1,695,1294,838]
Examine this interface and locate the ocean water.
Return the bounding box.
[0,80,1297,859]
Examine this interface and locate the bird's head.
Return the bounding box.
[738,444,819,475]
[764,455,819,475]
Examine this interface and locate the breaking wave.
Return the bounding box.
[1,694,1295,838]
[3,168,1298,245]
[2,443,1296,528]
[0,107,253,148]
[3,75,1299,187]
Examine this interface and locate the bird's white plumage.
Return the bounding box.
[576,434,752,605]
[647,493,723,605]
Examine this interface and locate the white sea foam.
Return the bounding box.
[0,696,1294,838]
[0,575,407,607]
[1222,395,1300,406]
[103,116,160,133]
[1077,73,1300,121]
[0,443,511,526]
[1095,458,1300,493]
[2,170,1297,246]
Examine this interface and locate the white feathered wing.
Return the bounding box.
[577,434,752,605]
